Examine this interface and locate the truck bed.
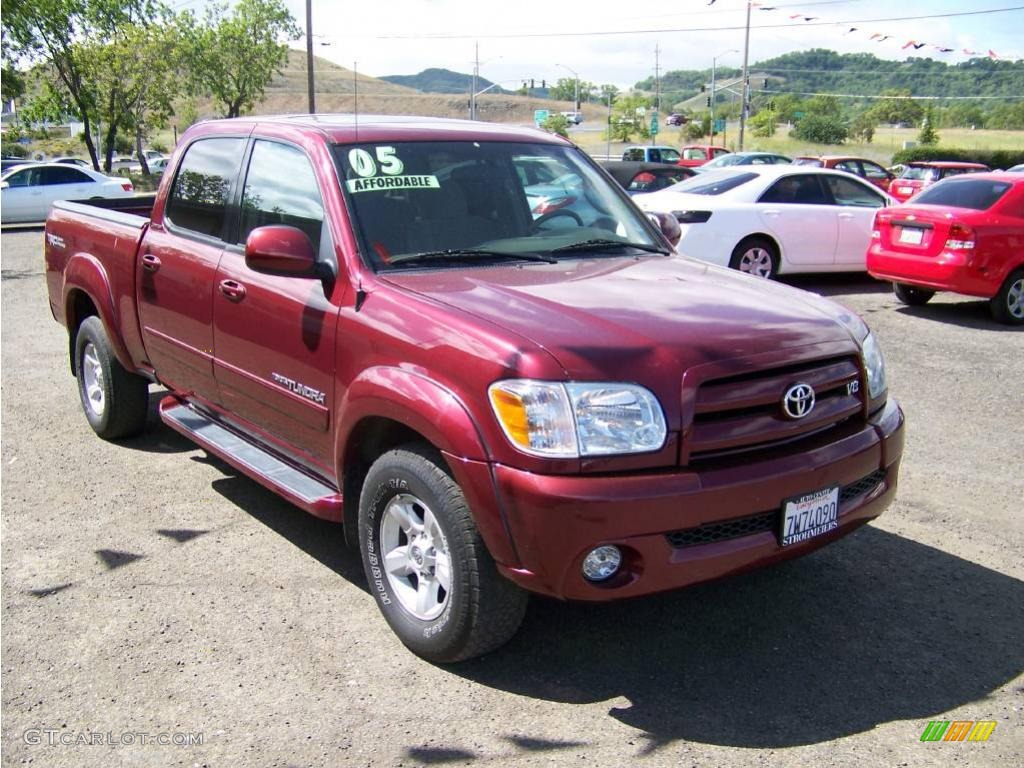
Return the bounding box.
[44,198,154,371]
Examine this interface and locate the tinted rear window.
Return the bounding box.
[668,171,758,195]
[913,178,1012,210]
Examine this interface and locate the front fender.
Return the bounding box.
[62,253,135,372]
[337,367,519,566]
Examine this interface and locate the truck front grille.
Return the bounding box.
[664,468,887,549]
[685,356,864,462]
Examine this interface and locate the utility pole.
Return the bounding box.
[739,0,752,150]
[305,0,315,114]
[652,42,660,146]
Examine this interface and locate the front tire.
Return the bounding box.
[729,237,779,279]
[893,282,935,306]
[74,316,149,439]
[990,268,1024,325]
[359,444,527,663]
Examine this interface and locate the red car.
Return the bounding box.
[44,115,904,661]
[868,172,1024,324]
[677,145,730,168]
[793,155,895,193]
[889,161,989,203]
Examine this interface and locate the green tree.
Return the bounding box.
[866,89,924,126]
[184,0,299,119]
[540,113,570,138]
[2,0,159,169]
[748,109,776,138]
[792,114,848,144]
[803,94,842,120]
[939,104,986,129]
[608,91,651,142]
[599,84,620,104]
[917,108,939,145]
[850,112,876,143]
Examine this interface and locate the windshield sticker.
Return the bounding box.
[348,146,406,178]
[346,175,440,193]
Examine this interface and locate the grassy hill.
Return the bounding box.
[198,51,588,124]
[379,68,508,95]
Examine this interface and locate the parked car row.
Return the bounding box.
[631,162,1024,325]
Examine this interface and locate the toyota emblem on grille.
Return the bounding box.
[782,383,815,419]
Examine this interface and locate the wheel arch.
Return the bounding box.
[336,367,516,564]
[62,254,134,375]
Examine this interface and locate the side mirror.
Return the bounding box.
[0,181,9,190]
[647,211,681,247]
[244,225,316,276]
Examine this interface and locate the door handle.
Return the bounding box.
[838,212,856,219]
[141,253,161,272]
[763,209,781,216]
[219,279,246,301]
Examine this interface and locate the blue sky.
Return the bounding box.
[267,1,1024,89]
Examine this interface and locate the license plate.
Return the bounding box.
[780,487,839,547]
[898,227,924,245]
[898,186,914,196]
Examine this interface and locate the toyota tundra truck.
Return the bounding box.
[44,114,905,662]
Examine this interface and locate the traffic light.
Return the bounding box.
[541,79,546,88]
[700,84,706,92]
[530,78,535,88]
[706,96,711,107]
[763,78,768,89]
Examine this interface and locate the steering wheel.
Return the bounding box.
[531,208,584,232]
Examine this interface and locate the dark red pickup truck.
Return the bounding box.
[45,115,904,662]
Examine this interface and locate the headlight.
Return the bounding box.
[488,380,667,458]
[861,332,887,400]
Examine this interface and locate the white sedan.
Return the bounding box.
[633,165,893,278]
[1,163,135,224]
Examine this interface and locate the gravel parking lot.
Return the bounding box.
[2,227,1022,767]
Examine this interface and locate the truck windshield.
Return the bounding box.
[333,141,661,269]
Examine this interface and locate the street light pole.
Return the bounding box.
[710,49,737,145]
[555,63,580,116]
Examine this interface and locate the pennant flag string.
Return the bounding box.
[738,3,1015,60]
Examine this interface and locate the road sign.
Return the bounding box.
[534,109,550,126]
[650,114,659,136]
[794,111,805,119]
[714,119,726,132]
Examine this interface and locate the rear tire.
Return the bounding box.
[74,316,149,439]
[893,282,935,306]
[359,444,527,663]
[729,237,779,279]
[989,268,1024,325]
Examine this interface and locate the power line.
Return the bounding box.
[755,88,1024,100]
[373,6,1024,41]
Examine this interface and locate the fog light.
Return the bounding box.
[582,545,622,582]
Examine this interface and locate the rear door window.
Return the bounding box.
[824,175,886,207]
[758,174,828,205]
[862,161,890,181]
[165,138,246,239]
[40,167,94,185]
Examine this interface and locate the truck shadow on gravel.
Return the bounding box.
[453,527,1024,751]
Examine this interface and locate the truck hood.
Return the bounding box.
[381,255,860,382]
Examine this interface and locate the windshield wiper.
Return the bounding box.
[547,239,670,256]
[389,248,557,266]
